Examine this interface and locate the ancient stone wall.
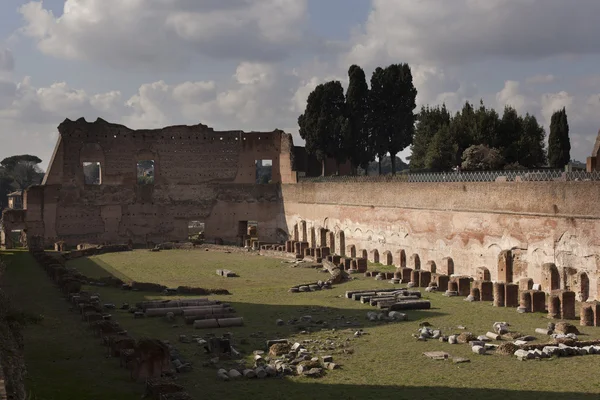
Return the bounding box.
[282,181,600,300]
[23,118,292,246]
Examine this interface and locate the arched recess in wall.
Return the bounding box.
[360,249,368,260]
[476,267,491,281]
[426,260,436,273]
[318,228,327,247]
[383,251,393,266]
[300,221,307,243]
[293,223,299,241]
[337,230,346,256]
[578,271,590,302]
[309,227,316,248]
[542,263,561,292]
[441,257,455,276]
[370,249,380,264]
[397,249,407,268]
[327,231,336,254]
[409,253,421,270]
[347,244,356,258]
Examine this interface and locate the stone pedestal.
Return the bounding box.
[435,275,450,292]
[478,281,494,302]
[547,294,560,319]
[455,277,471,297]
[519,278,534,292]
[519,291,531,311]
[321,247,331,258]
[419,271,432,288]
[530,291,546,313]
[410,270,420,287]
[555,290,576,320]
[580,304,594,326]
[448,281,458,293]
[356,258,368,273]
[493,282,505,307]
[505,284,519,308]
[401,268,412,284]
[394,270,402,280]
[315,248,322,259]
[470,287,481,301]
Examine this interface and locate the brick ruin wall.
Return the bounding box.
[18,118,294,246]
[281,181,600,300]
[5,118,600,300]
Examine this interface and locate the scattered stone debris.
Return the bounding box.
[423,351,449,360]
[289,280,333,293]
[216,269,237,278]
[345,288,430,311]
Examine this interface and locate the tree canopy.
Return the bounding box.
[410,99,548,171]
[0,154,45,211]
[548,107,571,169]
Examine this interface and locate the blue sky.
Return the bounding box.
[1,0,600,169]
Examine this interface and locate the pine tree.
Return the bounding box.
[548,108,571,168]
[519,113,546,168]
[410,104,451,170]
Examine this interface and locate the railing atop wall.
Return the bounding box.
[297,170,600,183]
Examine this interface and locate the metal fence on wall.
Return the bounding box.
[297,170,600,183]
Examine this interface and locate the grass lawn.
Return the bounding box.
[2,248,600,400]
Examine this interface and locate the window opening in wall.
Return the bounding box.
[188,220,205,244]
[255,159,272,184]
[137,160,155,185]
[83,161,102,185]
[10,230,24,247]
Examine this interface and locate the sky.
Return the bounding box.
[1,0,600,170]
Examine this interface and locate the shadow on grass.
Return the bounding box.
[66,255,134,283]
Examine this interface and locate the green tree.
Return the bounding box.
[473,100,501,147]
[369,64,417,175]
[0,154,44,190]
[461,144,505,171]
[448,102,477,165]
[548,107,571,168]
[497,106,523,164]
[425,125,457,171]
[518,113,546,168]
[410,104,452,170]
[344,65,373,175]
[298,81,346,175]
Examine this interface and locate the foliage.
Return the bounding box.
[461,145,505,171]
[0,155,44,211]
[410,99,547,171]
[255,162,272,184]
[344,65,373,174]
[548,107,571,168]
[298,81,346,174]
[410,105,452,170]
[369,64,417,175]
[137,175,154,185]
[425,125,457,171]
[365,156,409,175]
[83,162,101,185]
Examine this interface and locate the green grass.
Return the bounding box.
[2,249,600,400]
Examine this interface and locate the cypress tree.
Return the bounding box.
[548,108,571,168]
[344,65,372,175]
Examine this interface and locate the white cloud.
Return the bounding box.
[0,48,14,72]
[347,0,600,68]
[18,0,309,70]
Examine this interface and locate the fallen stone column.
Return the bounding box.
[146,305,229,317]
[389,300,431,311]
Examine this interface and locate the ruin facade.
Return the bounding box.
[3,118,600,299]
